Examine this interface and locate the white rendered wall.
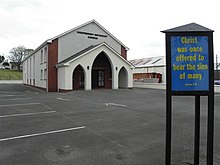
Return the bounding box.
[58,66,67,90]
[22,45,48,89]
[22,60,27,84]
[58,23,121,63]
[57,44,133,91]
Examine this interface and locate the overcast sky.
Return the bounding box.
[0,0,220,60]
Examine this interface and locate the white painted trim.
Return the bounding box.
[57,43,134,68]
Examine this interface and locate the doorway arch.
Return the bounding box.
[72,65,85,90]
[118,66,128,88]
[92,52,112,89]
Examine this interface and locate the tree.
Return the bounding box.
[0,55,5,63]
[9,46,33,71]
[2,62,9,66]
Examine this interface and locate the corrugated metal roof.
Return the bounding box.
[131,57,220,70]
[130,56,165,67]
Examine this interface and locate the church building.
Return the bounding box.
[22,20,134,92]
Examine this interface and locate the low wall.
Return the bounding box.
[134,81,166,90]
[135,78,159,83]
[0,80,23,84]
[215,85,220,93]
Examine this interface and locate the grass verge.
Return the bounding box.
[0,69,22,80]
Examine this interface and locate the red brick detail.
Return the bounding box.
[133,73,162,83]
[47,39,58,92]
[58,89,73,93]
[121,46,127,59]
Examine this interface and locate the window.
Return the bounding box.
[44,47,47,63]
[41,70,43,80]
[44,69,47,80]
[33,55,35,78]
[40,50,43,64]
[27,59,29,80]
[30,57,31,79]
[98,70,104,87]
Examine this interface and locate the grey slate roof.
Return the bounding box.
[56,42,135,68]
[162,23,214,33]
[57,44,99,65]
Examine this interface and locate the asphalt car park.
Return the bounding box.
[0,84,220,165]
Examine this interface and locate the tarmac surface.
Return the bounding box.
[0,84,220,165]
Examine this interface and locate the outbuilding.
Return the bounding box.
[130,56,166,83]
[22,20,134,92]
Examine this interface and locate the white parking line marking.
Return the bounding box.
[0,111,56,118]
[0,103,41,107]
[0,94,24,97]
[56,97,70,101]
[105,103,127,107]
[0,126,86,142]
[40,103,53,110]
[0,94,16,96]
[0,98,32,101]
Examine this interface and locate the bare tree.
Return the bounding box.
[9,46,33,71]
[0,55,5,63]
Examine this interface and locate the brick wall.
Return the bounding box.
[121,46,127,59]
[48,39,58,92]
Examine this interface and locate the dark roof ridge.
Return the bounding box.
[162,22,214,33]
[57,44,99,65]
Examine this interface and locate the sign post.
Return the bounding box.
[162,23,214,165]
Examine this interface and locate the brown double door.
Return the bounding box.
[92,70,105,89]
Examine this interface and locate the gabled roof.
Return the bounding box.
[130,56,165,68]
[22,20,129,62]
[57,44,98,65]
[56,42,134,68]
[50,19,129,50]
[162,23,214,33]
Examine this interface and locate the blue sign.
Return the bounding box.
[171,36,209,91]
